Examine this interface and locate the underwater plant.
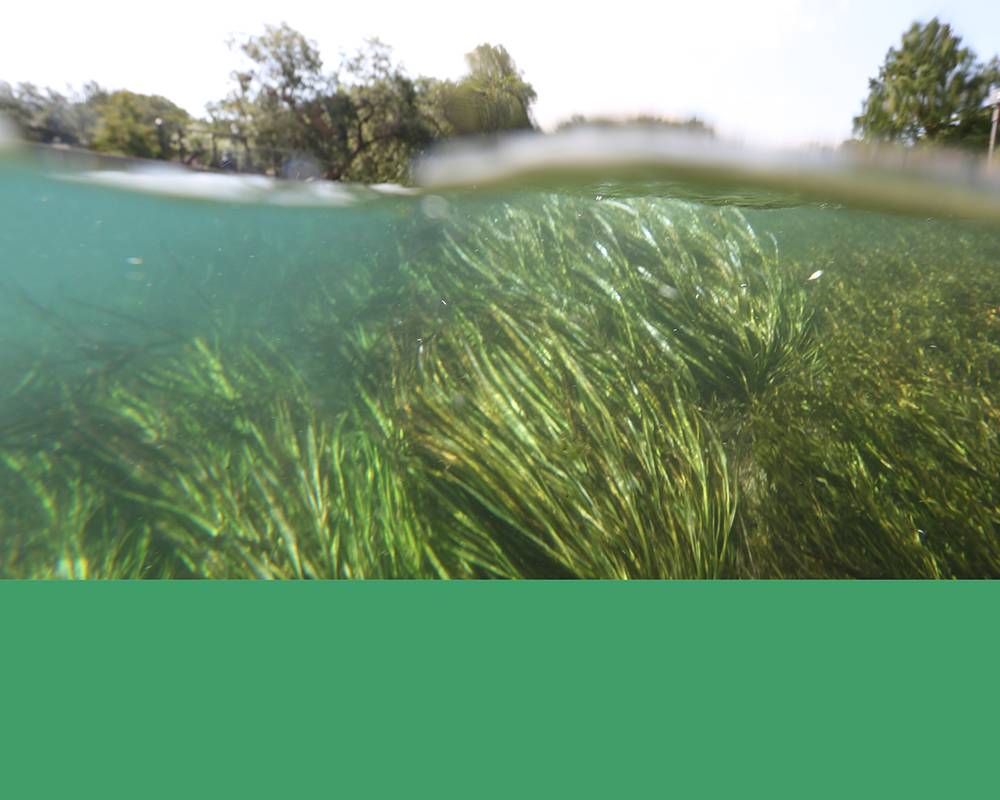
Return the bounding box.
[0,336,454,578]
[405,196,820,404]
[350,195,827,577]
[2,192,999,579]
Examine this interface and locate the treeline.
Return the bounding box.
[0,25,536,182]
[1,83,202,163]
[7,17,991,181]
[0,23,711,183]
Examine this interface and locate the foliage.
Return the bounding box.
[2,26,540,179]
[745,223,1000,577]
[211,30,539,180]
[90,90,192,160]
[332,39,436,182]
[0,82,194,160]
[854,18,1000,147]
[212,25,435,182]
[209,23,326,175]
[435,44,537,136]
[0,21,621,183]
[4,193,1000,579]
[0,81,106,145]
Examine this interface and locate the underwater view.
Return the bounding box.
[3,134,1000,579]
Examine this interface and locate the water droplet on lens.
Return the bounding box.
[421,195,450,219]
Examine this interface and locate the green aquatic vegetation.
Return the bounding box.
[0,453,164,579]
[2,192,1000,579]
[740,222,1000,578]
[389,305,739,578]
[410,196,821,405]
[0,335,460,578]
[357,196,814,576]
[60,338,458,579]
[381,199,1000,579]
[748,377,1000,578]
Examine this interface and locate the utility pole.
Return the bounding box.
[990,89,1000,167]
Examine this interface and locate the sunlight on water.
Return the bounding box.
[2,131,1000,579]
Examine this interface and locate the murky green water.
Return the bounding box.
[3,138,1000,578]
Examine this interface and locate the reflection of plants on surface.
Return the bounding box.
[2,196,999,578]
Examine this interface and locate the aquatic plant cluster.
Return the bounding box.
[2,194,999,578]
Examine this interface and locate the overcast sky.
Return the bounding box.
[2,0,999,146]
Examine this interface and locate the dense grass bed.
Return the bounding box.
[3,195,999,578]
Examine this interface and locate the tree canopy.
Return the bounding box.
[205,30,540,181]
[853,18,1000,148]
[0,24,612,183]
[90,91,191,160]
[209,24,435,182]
[0,82,195,160]
[437,44,537,136]
[0,81,105,146]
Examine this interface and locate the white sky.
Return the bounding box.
[2,0,999,147]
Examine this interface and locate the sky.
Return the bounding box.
[2,0,999,147]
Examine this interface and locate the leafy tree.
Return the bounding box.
[0,81,106,145]
[90,91,191,160]
[438,44,537,136]
[414,76,458,138]
[211,23,327,173]
[215,24,435,182]
[304,38,435,182]
[854,18,1000,148]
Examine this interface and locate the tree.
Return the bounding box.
[212,23,328,174]
[90,91,191,160]
[438,44,537,136]
[2,26,540,178]
[854,18,1000,148]
[307,38,435,182]
[0,81,106,145]
[215,24,435,182]
[0,82,199,161]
